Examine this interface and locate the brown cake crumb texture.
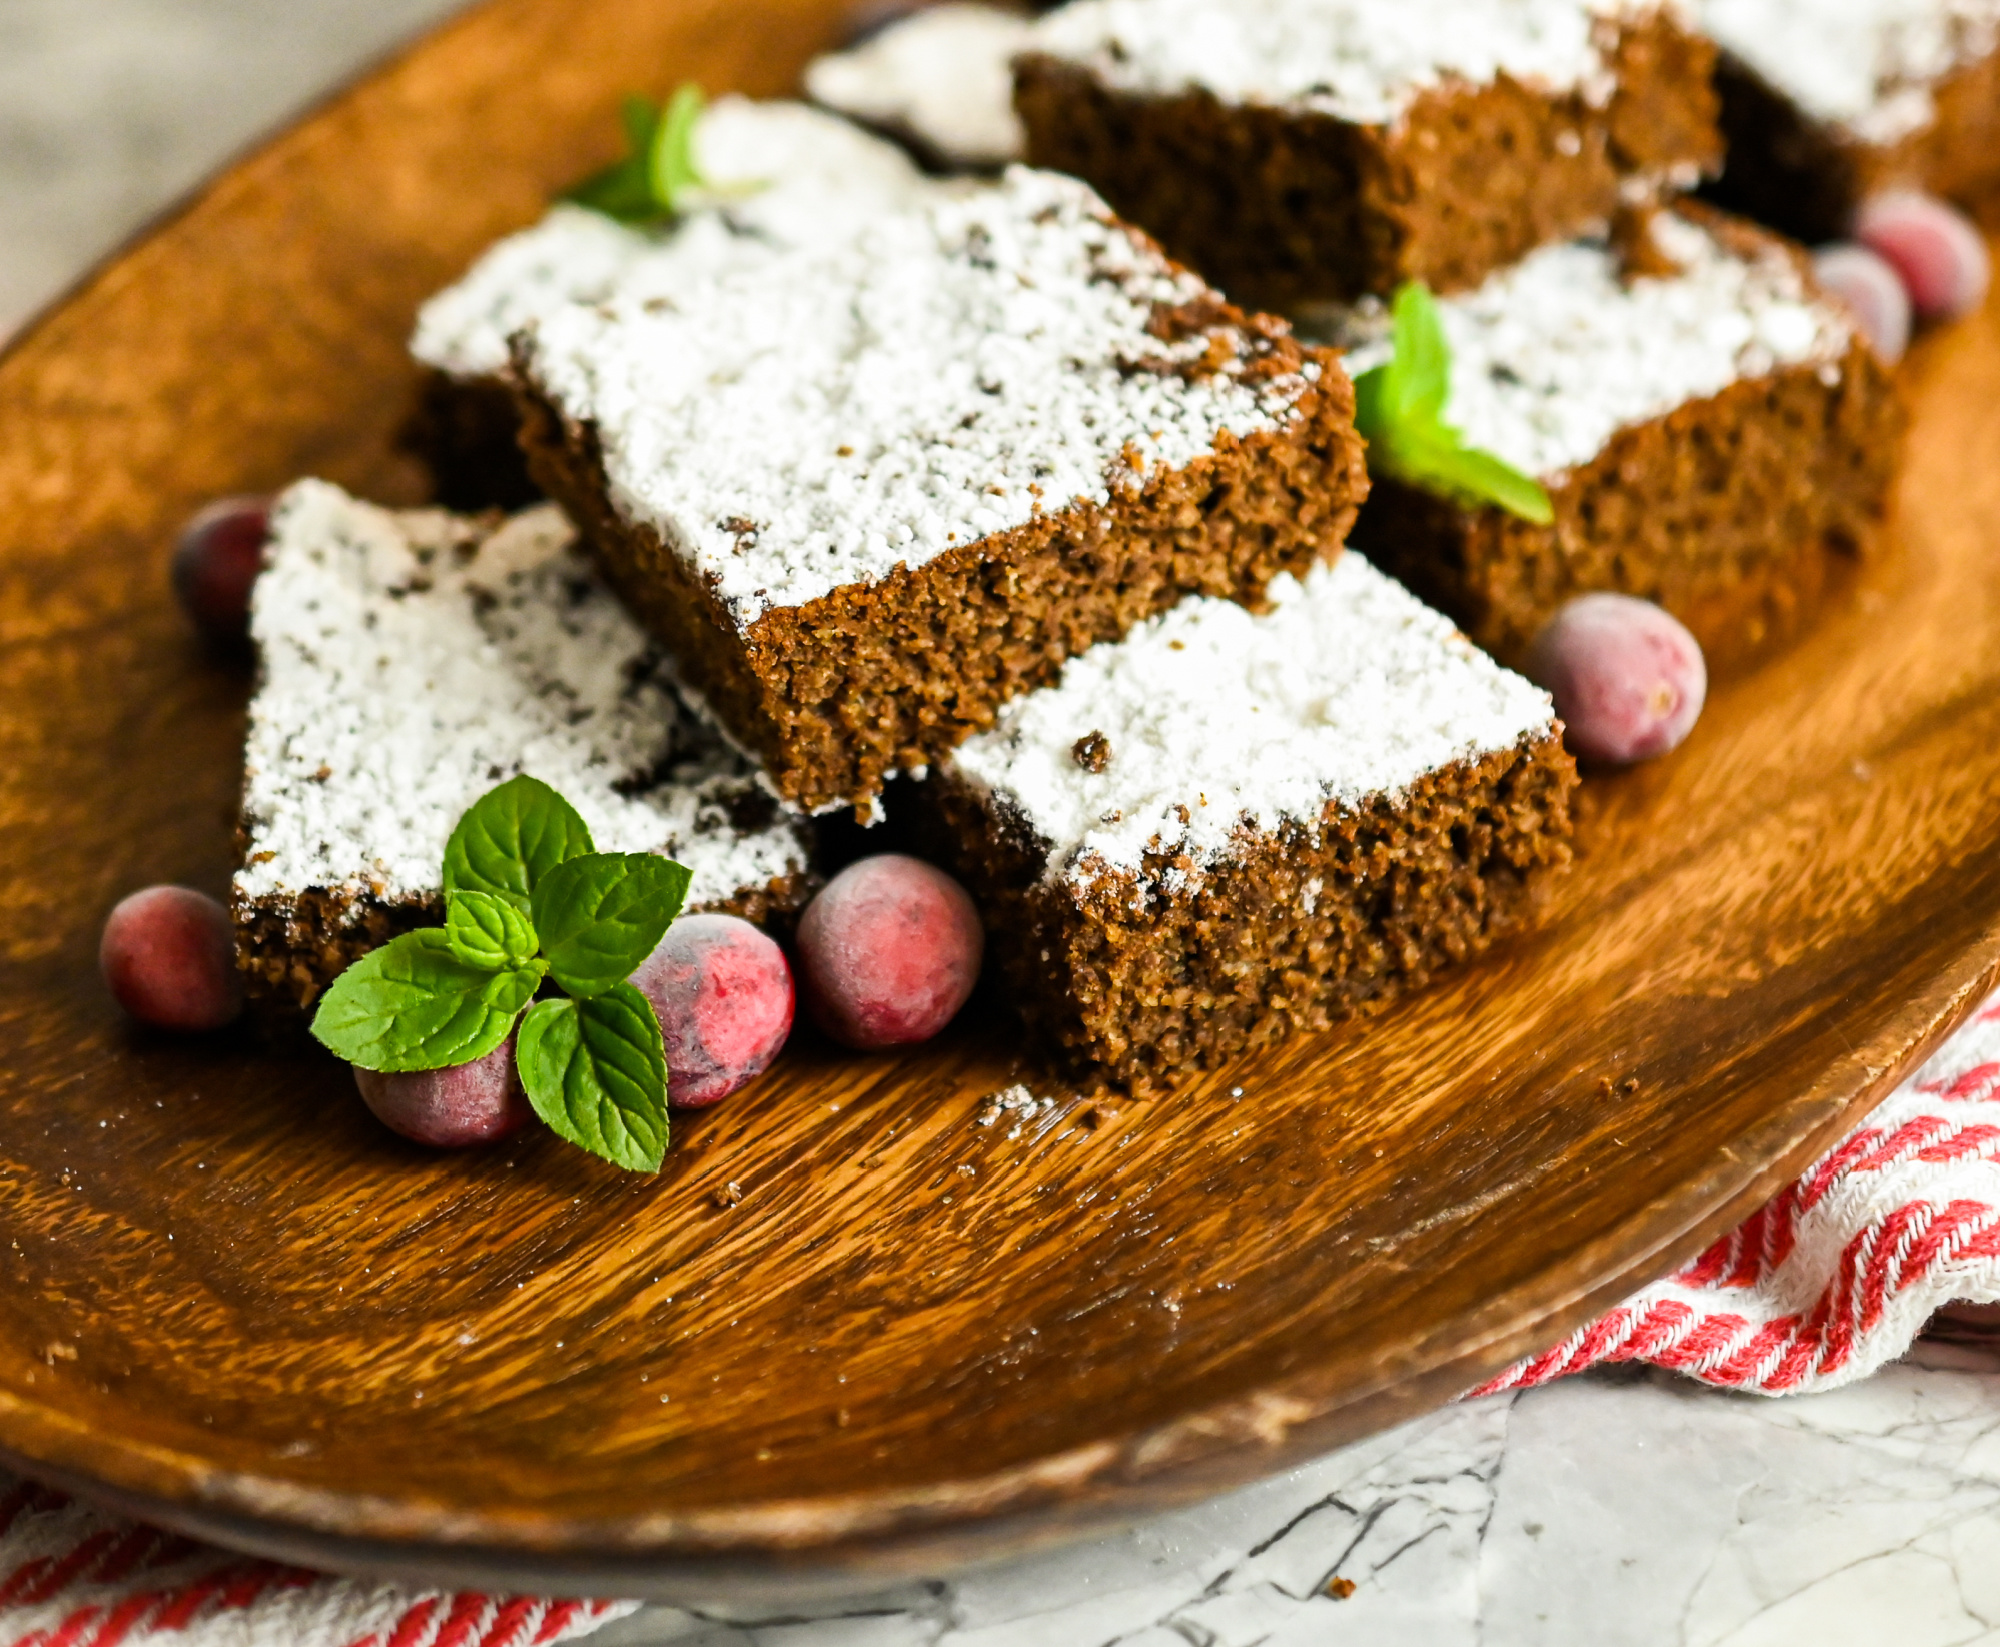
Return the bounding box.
[921,736,1579,1092]
[1015,10,1721,307]
[518,306,1370,815]
[1707,46,2000,243]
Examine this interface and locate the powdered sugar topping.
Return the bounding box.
[1323,209,1851,479]
[807,3,1034,167]
[522,166,1322,628]
[410,98,938,380]
[1028,0,1668,125]
[236,481,810,919]
[1696,0,2000,144]
[947,554,1555,888]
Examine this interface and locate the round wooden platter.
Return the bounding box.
[4,0,2000,1605]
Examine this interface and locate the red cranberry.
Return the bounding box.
[172,496,271,640]
[354,1038,533,1148]
[796,855,982,1050]
[1524,594,1707,766]
[100,885,244,1032]
[1812,243,1912,364]
[630,914,795,1108]
[1854,191,1990,322]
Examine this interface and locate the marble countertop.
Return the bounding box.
[7,5,1994,1642]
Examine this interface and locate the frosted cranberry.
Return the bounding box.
[796,855,982,1050]
[172,495,271,640]
[630,914,795,1108]
[100,885,244,1032]
[1812,244,1912,364]
[1854,191,1990,321]
[354,1038,533,1148]
[1524,594,1707,766]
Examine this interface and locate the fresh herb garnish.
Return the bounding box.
[1352,282,1555,526]
[311,776,688,1171]
[563,84,757,225]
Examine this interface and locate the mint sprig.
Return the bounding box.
[1352,283,1555,526]
[311,775,687,1172]
[563,85,760,226]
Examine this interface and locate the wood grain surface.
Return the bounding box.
[2,0,2000,1603]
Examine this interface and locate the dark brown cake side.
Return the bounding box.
[517,328,1370,815]
[1351,337,1905,667]
[396,370,543,512]
[1707,47,2000,244]
[919,736,1578,1092]
[1015,10,1720,308]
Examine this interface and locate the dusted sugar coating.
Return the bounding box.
[519,165,1367,811]
[1030,0,1645,124]
[523,167,1329,627]
[1330,208,1851,479]
[806,3,1034,168]
[411,98,939,383]
[630,914,796,1109]
[952,555,1556,884]
[1016,0,1718,304]
[1696,0,2000,143]
[922,554,1576,1087]
[234,481,815,1011]
[1334,205,1906,663]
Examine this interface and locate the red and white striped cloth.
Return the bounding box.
[10,989,2000,1645]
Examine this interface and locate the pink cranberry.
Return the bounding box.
[171,495,271,640]
[100,885,244,1032]
[1524,594,1707,766]
[1854,191,1990,322]
[630,914,795,1108]
[796,855,983,1050]
[354,1038,534,1148]
[1812,244,1912,364]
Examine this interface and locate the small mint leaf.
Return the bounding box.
[620,94,661,155]
[442,775,594,916]
[532,852,692,998]
[517,987,668,1172]
[1386,424,1556,526]
[1388,281,1452,426]
[648,84,707,216]
[445,890,540,973]
[310,930,544,1073]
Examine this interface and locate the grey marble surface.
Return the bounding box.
[7,7,1997,1643]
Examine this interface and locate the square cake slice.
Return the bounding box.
[403,97,942,508]
[915,553,1578,1090]
[233,481,816,1013]
[514,166,1368,814]
[1325,205,1904,663]
[1014,0,1721,307]
[1698,0,2000,242]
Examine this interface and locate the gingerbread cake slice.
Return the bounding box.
[915,552,1577,1090]
[1014,0,1722,307]
[405,97,941,508]
[1697,0,2000,242]
[513,166,1368,814]
[233,481,816,1013]
[1320,204,1904,663]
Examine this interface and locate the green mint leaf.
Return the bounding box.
[1399,433,1557,526]
[620,94,662,155]
[444,890,540,973]
[310,929,544,1073]
[564,157,659,222]
[1387,281,1452,426]
[517,987,669,1172]
[531,852,692,998]
[441,775,595,916]
[648,83,707,216]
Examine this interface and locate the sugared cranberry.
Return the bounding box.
[172,496,271,640]
[100,885,244,1032]
[796,855,982,1050]
[1854,191,1990,322]
[1812,244,1912,364]
[630,914,795,1108]
[354,1038,534,1148]
[1524,594,1707,766]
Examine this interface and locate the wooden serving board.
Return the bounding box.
[2,0,1999,1603]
